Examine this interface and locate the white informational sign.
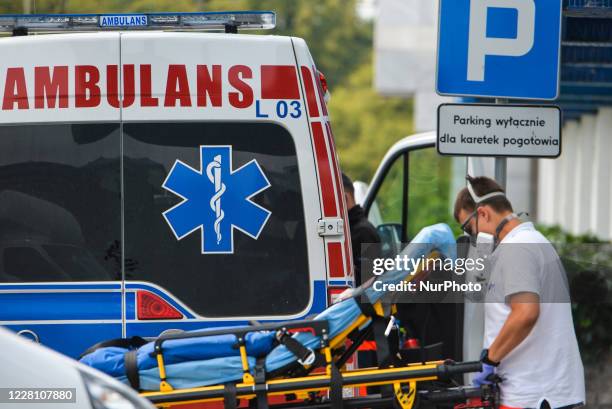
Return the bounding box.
[437,103,561,157]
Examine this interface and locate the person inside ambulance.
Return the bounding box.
[454,175,585,409]
[342,172,380,287]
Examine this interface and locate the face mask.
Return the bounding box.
[463,178,526,248]
[475,232,495,259]
[463,179,506,247]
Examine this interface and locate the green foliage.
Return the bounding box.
[356,143,457,240]
[328,60,413,183]
[538,225,612,363]
[14,0,206,14]
[238,0,373,89]
[537,224,607,245]
[406,150,454,238]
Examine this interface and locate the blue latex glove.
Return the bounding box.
[472,363,496,386]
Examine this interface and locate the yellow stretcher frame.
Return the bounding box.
[139,251,480,408]
[141,359,484,408]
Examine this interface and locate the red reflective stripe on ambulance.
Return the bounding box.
[327,242,345,278]
[313,65,328,116]
[312,121,337,217]
[325,121,353,277]
[300,66,319,118]
[261,65,299,100]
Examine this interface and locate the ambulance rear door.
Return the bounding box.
[0,33,123,357]
[118,32,329,337]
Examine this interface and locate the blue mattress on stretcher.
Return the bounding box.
[80,330,276,379]
[80,223,456,391]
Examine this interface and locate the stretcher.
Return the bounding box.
[81,224,499,409]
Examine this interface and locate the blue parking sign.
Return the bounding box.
[437,0,562,100]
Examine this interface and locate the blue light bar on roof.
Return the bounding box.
[0,11,276,33]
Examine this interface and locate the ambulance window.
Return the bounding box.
[122,122,309,317]
[371,154,406,227]
[366,153,407,257]
[43,244,110,280]
[3,247,66,281]
[0,123,121,283]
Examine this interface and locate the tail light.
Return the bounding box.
[328,286,351,306]
[404,338,420,349]
[137,290,183,320]
[317,70,331,103]
[318,71,329,94]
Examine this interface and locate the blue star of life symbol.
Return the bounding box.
[162,145,271,254]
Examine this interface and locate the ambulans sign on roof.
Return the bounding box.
[0,11,275,32]
[99,15,147,27]
[436,0,562,100]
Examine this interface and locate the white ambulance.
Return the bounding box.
[0,11,354,358]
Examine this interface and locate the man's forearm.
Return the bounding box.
[488,295,540,363]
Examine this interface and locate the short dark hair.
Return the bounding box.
[453,175,513,222]
[342,172,354,195]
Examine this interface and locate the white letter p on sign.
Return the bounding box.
[467,0,535,82]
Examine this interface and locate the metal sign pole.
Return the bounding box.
[495,157,507,189]
[495,98,508,189]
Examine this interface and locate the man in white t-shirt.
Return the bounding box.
[454,175,585,409]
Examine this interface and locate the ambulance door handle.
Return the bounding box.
[317,218,344,237]
[17,329,40,343]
